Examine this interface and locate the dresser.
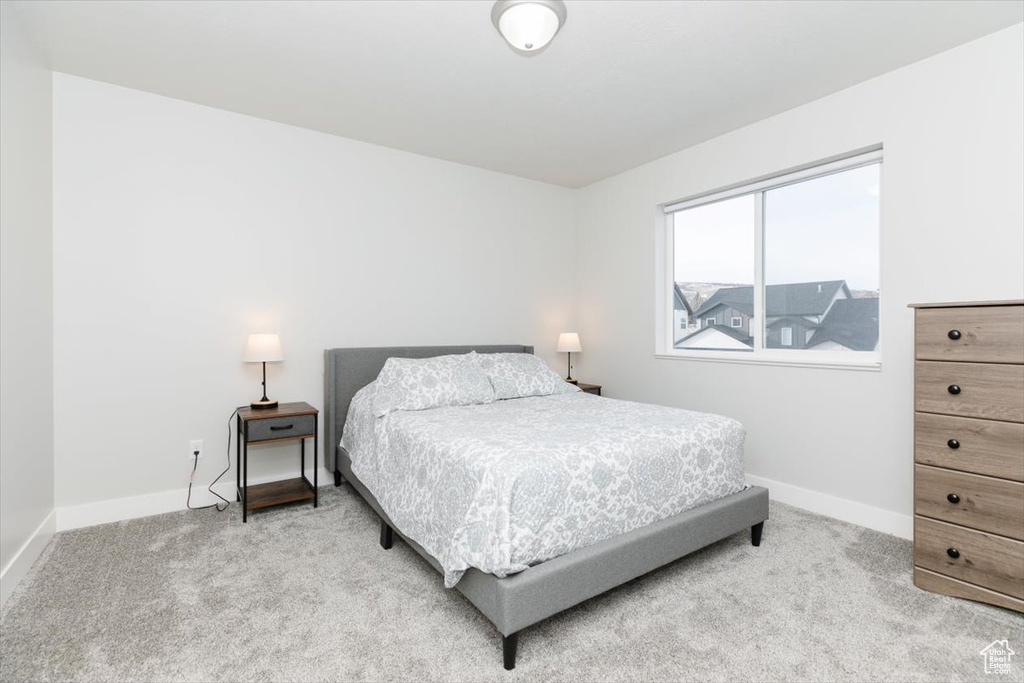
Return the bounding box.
[910,300,1024,612]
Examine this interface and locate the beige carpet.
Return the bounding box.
[2,486,1022,682]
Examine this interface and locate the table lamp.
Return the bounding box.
[556,332,582,383]
[243,333,283,409]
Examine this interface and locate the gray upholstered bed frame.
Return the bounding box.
[324,345,769,670]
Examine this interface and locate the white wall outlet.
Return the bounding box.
[189,439,204,459]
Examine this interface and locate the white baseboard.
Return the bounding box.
[747,473,912,540]
[56,467,334,532]
[1,509,56,609]
[50,468,909,539]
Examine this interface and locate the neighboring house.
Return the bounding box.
[676,279,876,352]
[763,280,850,349]
[673,284,695,344]
[807,297,879,351]
[675,323,753,350]
[691,286,755,336]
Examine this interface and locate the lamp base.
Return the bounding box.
[565,378,578,385]
[250,398,278,410]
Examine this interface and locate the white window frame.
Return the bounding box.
[654,146,882,371]
[705,317,716,328]
[730,317,743,328]
[781,327,793,347]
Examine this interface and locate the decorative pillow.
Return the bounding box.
[475,353,581,400]
[371,353,495,417]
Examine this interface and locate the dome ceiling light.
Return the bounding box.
[491,0,567,56]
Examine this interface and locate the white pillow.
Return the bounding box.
[475,353,581,400]
[371,353,495,417]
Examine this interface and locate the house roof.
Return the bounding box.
[673,284,693,315]
[807,297,879,351]
[677,324,753,347]
[693,280,850,319]
[767,280,849,316]
[693,286,754,318]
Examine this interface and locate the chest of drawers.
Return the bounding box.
[910,301,1024,612]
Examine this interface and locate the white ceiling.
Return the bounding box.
[12,0,1024,188]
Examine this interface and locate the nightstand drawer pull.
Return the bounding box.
[270,424,293,431]
[946,547,961,559]
[947,329,962,340]
[947,438,960,449]
[947,384,961,395]
[947,493,961,504]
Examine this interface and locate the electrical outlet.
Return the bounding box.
[189,439,204,460]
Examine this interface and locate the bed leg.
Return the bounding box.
[502,632,519,671]
[751,521,764,547]
[334,470,343,487]
[380,520,394,550]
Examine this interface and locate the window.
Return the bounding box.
[658,148,881,368]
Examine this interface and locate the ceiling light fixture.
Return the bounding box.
[491,0,567,56]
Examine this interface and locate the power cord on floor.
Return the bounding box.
[186,406,246,512]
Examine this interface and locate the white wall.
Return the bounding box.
[52,74,577,521]
[575,24,1024,537]
[0,4,56,605]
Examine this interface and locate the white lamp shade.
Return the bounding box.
[492,0,566,54]
[243,333,284,363]
[556,332,582,353]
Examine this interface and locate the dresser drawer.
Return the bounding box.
[915,305,1024,364]
[914,516,1024,599]
[915,413,1024,481]
[915,465,1024,540]
[915,361,1024,423]
[246,414,316,442]
[914,567,1024,613]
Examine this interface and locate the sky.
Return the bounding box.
[674,164,880,291]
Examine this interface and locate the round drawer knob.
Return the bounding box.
[947,438,960,449]
[947,384,961,395]
[947,329,962,340]
[946,548,960,559]
[947,493,961,504]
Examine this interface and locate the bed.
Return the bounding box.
[324,345,769,670]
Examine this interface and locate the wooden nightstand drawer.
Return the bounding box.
[915,412,1024,481]
[915,465,1024,540]
[246,414,316,442]
[915,305,1024,364]
[914,516,1024,599]
[915,361,1024,422]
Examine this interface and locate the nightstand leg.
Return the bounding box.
[235,416,241,503]
[313,415,319,508]
[242,425,248,523]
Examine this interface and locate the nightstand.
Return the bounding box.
[236,401,318,522]
[577,382,602,396]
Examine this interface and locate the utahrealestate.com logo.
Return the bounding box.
[980,640,1015,675]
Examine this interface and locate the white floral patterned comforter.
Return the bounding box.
[342,385,746,587]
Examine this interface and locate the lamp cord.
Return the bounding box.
[186,407,244,512]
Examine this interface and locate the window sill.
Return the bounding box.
[654,352,881,372]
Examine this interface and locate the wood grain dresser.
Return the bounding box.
[910,300,1024,612]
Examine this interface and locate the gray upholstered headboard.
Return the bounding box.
[323,345,534,472]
